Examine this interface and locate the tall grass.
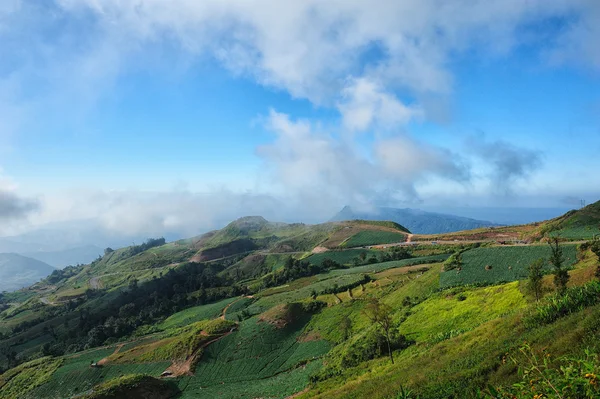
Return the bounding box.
[526,281,600,326]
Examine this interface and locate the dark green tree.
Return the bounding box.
[549,237,569,295]
[526,258,544,301]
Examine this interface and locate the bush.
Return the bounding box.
[526,281,600,327]
[488,344,600,398]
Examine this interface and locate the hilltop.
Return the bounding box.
[332,206,499,234]
[0,206,599,399]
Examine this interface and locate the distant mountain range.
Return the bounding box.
[331,206,499,234]
[0,253,55,292]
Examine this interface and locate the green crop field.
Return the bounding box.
[552,225,600,240]
[224,297,255,320]
[157,297,239,330]
[177,360,323,399]
[306,249,379,265]
[343,231,406,247]
[324,254,449,277]
[440,245,578,288]
[176,317,329,397]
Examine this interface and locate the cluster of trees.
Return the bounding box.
[6,260,242,360]
[46,264,86,284]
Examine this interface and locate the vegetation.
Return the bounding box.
[81,374,179,399]
[490,344,599,398]
[526,281,600,326]
[343,231,407,247]
[4,208,600,398]
[549,237,570,295]
[440,245,578,288]
[527,258,544,301]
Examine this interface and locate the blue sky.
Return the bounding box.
[0,0,599,236]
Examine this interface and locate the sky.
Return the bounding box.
[0,0,599,238]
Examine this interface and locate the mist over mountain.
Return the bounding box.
[0,253,55,292]
[332,206,499,234]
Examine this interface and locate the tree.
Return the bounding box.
[526,258,544,301]
[104,247,114,255]
[340,315,352,341]
[549,237,569,295]
[590,240,600,281]
[364,298,396,364]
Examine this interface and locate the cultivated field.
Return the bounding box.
[440,245,578,288]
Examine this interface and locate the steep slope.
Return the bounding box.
[0,253,55,292]
[536,199,600,240]
[332,206,498,234]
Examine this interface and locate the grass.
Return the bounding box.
[440,245,578,288]
[343,231,407,247]
[401,282,527,342]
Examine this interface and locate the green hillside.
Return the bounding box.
[1,210,600,399]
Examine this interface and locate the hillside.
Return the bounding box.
[0,210,599,399]
[0,254,55,292]
[332,206,498,234]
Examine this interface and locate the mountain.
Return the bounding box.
[22,245,103,268]
[331,206,499,234]
[0,253,55,292]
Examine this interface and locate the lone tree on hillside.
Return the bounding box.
[364,298,396,364]
[526,258,544,301]
[549,237,569,295]
[590,239,600,281]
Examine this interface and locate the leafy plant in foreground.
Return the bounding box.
[488,344,599,399]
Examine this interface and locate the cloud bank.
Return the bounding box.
[0,1,599,236]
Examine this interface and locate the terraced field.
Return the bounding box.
[440,245,578,288]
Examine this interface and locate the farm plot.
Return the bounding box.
[306,249,379,266]
[343,231,406,247]
[177,359,322,399]
[552,225,600,240]
[158,296,239,330]
[439,245,578,288]
[26,345,170,399]
[224,297,255,321]
[178,317,329,393]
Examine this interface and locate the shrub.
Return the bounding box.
[488,344,600,398]
[526,281,600,327]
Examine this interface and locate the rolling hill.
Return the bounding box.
[1,206,600,399]
[331,206,499,234]
[0,254,55,292]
